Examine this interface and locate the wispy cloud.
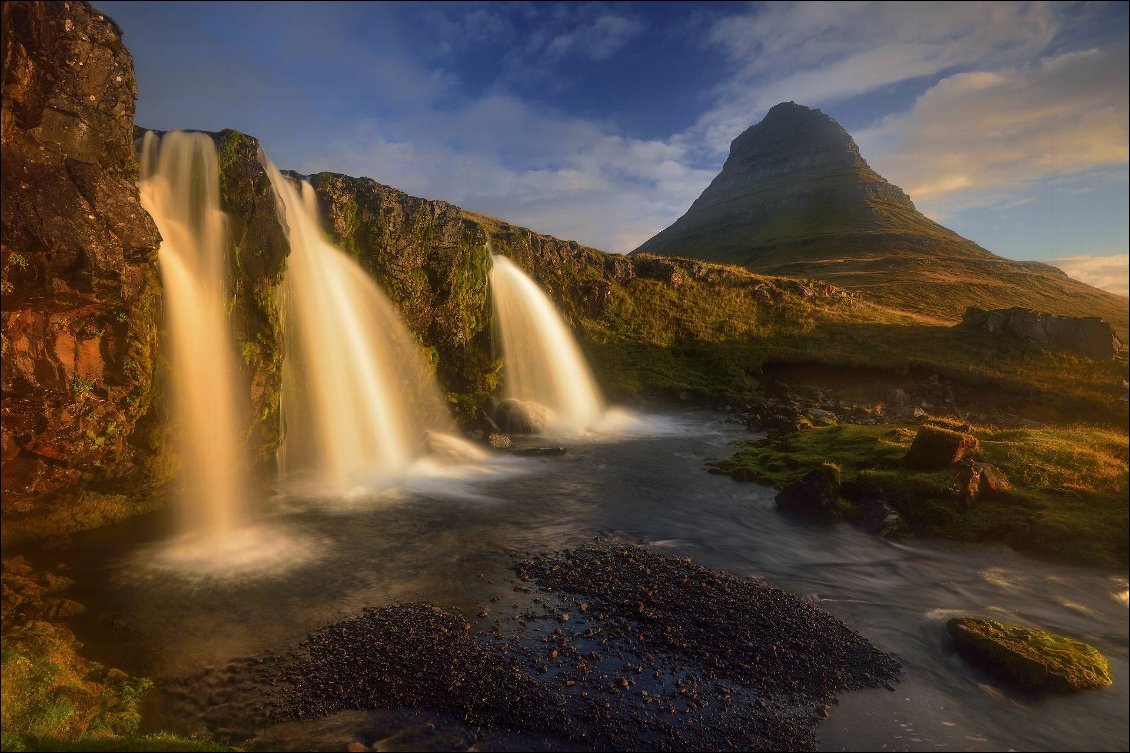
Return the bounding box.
[108,1,1128,257]
[1048,253,1130,297]
[856,47,1129,217]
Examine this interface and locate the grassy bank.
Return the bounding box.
[712,423,1129,568]
[580,273,1128,427]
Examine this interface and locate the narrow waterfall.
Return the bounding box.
[139,131,248,534]
[489,255,605,433]
[262,159,477,490]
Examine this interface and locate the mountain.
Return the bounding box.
[634,102,1128,335]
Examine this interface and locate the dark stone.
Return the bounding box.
[905,426,980,470]
[842,485,907,537]
[492,398,549,435]
[510,446,566,457]
[775,464,841,519]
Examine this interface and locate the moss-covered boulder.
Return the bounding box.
[775,462,842,519]
[905,425,980,469]
[947,617,1112,692]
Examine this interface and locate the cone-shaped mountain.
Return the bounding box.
[635,102,1127,329]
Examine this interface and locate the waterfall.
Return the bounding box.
[139,131,248,534]
[262,159,477,490]
[489,255,605,433]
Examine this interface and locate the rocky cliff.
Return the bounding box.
[305,171,858,412]
[635,102,1129,336]
[1,0,164,537]
[1,3,290,543]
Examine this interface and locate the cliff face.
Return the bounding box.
[214,130,288,469]
[306,171,856,411]
[1,1,164,530]
[634,103,1129,335]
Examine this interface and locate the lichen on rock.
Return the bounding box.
[947,617,1113,692]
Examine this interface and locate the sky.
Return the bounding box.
[100,1,1130,296]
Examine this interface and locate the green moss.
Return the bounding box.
[947,617,1112,691]
[713,423,1128,567]
[0,622,149,748]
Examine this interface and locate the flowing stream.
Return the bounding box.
[49,411,1127,752]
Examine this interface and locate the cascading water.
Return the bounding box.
[263,159,480,490]
[489,254,605,433]
[139,131,248,535]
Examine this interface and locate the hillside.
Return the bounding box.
[634,102,1129,337]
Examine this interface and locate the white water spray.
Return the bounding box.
[489,255,605,432]
[139,131,248,534]
[263,160,478,490]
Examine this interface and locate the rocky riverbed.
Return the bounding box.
[153,543,899,752]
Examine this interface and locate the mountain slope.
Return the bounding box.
[634,102,1128,336]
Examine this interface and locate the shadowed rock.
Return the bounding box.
[958,306,1122,360]
[775,463,841,520]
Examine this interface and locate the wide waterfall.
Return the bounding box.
[489,255,605,433]
[263,160,477,490]
[139,131,248,534]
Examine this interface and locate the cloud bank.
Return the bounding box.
[1048,253,1130,297]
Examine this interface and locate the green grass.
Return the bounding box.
[576,267,1126,426]
[713,422,1129,568]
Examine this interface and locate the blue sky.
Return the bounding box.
[100,1,1129,294]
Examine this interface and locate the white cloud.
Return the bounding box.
[857,48,1129,216]
[690,1,1068,156]
[547,14,643,60]
[1048,253,1130,297]
[302,96,716,253]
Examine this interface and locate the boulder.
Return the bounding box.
[492,398,549,435]
[957,460,1010,503]
[947,617,1112,692]
[843,485,908,537]
[905,426,979,470]
[775,463,841,520]
[959,307,1122,360]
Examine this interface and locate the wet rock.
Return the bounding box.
[947,617,1112,692]
[844,487,907,537]
[492,399,549,435]
[775,464,841,520]
[510,446,567,457]
[346,742,368,752]
[904,426,979,470]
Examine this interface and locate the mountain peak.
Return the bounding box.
[632,103,1127,329]
[635,102,928,263]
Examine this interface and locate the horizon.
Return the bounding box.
[101,1,1129,296]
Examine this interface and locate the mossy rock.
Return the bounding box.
[946,617,1112,691]
[905,426,980,469]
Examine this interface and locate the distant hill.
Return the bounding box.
[634,102,1128,337]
